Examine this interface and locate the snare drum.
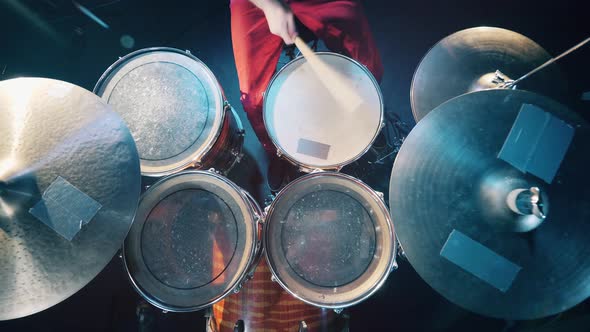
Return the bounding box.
[94,47,244,177]
[264,52,383,172]
[123,170,262,311]
[264,172,396,309]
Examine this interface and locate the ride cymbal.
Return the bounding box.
[390,89,590,319]
[0,78,141,320]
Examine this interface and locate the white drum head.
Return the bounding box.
[264,53,383,169]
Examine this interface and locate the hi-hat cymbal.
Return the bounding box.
[410,26,568,122]
[0,78,141,320]
[390,89,590,319]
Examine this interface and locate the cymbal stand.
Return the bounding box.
[502,36,590,89]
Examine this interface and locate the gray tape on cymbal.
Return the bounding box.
[29,176,102,241]
[498,103,574,184]
[440,230,522,292]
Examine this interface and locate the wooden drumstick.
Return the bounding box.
[294,36,364,113]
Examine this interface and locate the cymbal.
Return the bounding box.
[0,78,141,320]
[389,89,590,319]
[410,26,568,122]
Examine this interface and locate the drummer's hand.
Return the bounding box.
[258,0,298,44]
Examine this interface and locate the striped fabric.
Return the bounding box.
[210,258,337,331]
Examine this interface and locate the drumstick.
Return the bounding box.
[294,36,364,113]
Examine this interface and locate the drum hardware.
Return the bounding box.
[230,113,246,164]
[389,88,590,319]
[390,259,399,272]
[208,168,221,174]
[395,238,406,262]
[505,187,546,220]
[410,27,568,122]
[0,78,141,320]
[298,321,308,332]
[490,70,515,88]
[233,320,245,332]
[375,191,384,200]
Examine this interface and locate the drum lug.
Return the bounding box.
[254,212,264,225]
[375,191,384,201]
[397,240,407,261]
[263,204,273,215]
[231,149,244,163]
[233,282,243,294]
[298,321,308,332]
[223,100,232,111]
[185,49,191,55]
[333,308,343,314]
[208,168,220,174]
[162,309,168,314]
[380,121,386,129]
[270,275,277,282]
[276,150,283,158]
[191,161,203,169]
[391,259,399,272]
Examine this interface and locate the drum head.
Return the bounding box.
[264,172,395,308]
[124,171,258,311]
[264,53,383,170]
[94,47,225,177]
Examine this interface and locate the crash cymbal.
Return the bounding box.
[410,26,568,122]
[390,89,590,319]
[0,78,141,320]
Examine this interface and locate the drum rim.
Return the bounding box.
[263,171,396,309]
[262,52,384,171]
[122,170,261,312]
[93,47,227,177]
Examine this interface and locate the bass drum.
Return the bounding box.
[263,52,383,172]
[95,47,244,177]
[264,172,396,309]
[123,170,262,311]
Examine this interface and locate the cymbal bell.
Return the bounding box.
[390,89,590,319]
[410,26,568,122]
[0,78,141,320]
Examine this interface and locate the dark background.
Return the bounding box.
[1,0,589,331]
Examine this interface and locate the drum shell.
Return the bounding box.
[198,105,244,175]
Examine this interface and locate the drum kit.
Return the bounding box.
[1,25,589,331]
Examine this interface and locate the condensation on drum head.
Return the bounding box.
[263,53,383,171]
[123,171,260,312]
[264,172,396,309]
[94,47,226,177]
